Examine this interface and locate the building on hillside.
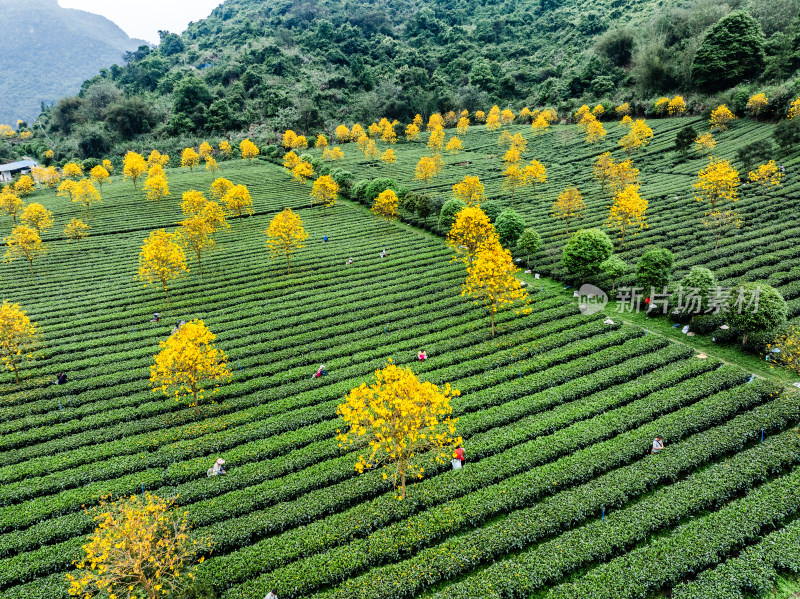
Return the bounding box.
[0,158,38,182]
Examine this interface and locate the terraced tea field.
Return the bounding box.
[333,116,800,325]
[2,147,800,599]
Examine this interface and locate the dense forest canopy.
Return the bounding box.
[6,0,800,163]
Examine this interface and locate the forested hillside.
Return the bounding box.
[0,0,143,127]
[2,0,800,164]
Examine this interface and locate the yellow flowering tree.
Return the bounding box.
[615,102,631,116]
[147,150,170,167]
[788,98,800,120]
[62,162,83,180]
[71,179,101,215]
[89,165,110,190]
[102,159,114,173]
[210,177,234,201]
[551,187,586,235]
[181,147,200,171]
[525,159,547,199]
[445,136,463,154]
[447,205,498,264]
[123,152,147,189]
[485,112,501,131]
[474,110,486,122]
[694,157,740,210]
[222,184,253,221]
[0,300,38,383]
[364,139,381,162]
[456,116,469,135]
[150,319,230,415]
[219,140,232,157]
[703,209,742,255]
[463,244,530,337]
[315,134,329,149]
[136,229,188,305]
[531,113,550,135]
[265,208,308,275]
[427,128,445,153]
[205,156,219,175]
[710,104,736,131]
[607,185,648,248]
[66,494,210,599]
[178,214,214,275]
[64,218,90,243]
[323,147,345,161]
[291,160,314,184]
[668,96,687,116]
[619,119,653,153]
[20,203,53,233]
[749,160,782,195]
[609,158,640,195]
[415,156,441,190]
[240,139,260,162]
[585,119,607,144]
[654,97,670,115]
[452,175,485,206]
[335,124,350,143]
[144,174,170,203]
[198,141,213,159]
[310,175,339,216]
[694,132,716,154]
[746,93,769,118]
[0,189,23,223]
[405,123,420,141]
[4,225,45,274]
[350,123,366,141]
[336,359,461,499]
[371,189,400,233]
[14,175,34,196]
[593,152,614,191]
[381,148,396,169]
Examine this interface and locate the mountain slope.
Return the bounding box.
[0,0,144,125]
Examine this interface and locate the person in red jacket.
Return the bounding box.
[452,446,465,470]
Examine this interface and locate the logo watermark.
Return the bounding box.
[574,285,763,315]
[577,284,608,315]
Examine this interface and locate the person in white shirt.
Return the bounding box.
[651,436,664,454]
[265,591,278,599]
[207,458,226,476]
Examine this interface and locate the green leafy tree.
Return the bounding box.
[516,229,541,269]
[671,266,718,320]
[481,200,503,223]
[691,11,766,91]
[729,282,787,346]
[674,125,697,155]
[600,256,627,294]
[561,229,614,283]
[495,209,526,248]
[636,248,674,296]
[439,198,466,231]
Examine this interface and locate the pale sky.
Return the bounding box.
[58,1,224,44]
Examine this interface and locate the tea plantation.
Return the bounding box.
[2,117,800,599]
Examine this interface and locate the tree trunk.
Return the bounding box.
[490,310,495,337]
[400,468,406,499]
[742,332,749,346]
[192,390,201,416]
[28,259,33,275]
[162,280,171,306]
[10,360,19,383]
[620,226,626,250]
[197,251,202,275]
[286,251,291,275]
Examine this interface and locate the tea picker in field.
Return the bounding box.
[418,350,427,361]
[150,313,160,322]
[651,436,664,454]
[380,248,387,258]
[207,458,226,476]
[311,364,327,379]
[452,446,465,469]
[265,591,278,599]
[55,372,67,385]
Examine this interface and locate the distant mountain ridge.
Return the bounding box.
[0,0,145,125]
